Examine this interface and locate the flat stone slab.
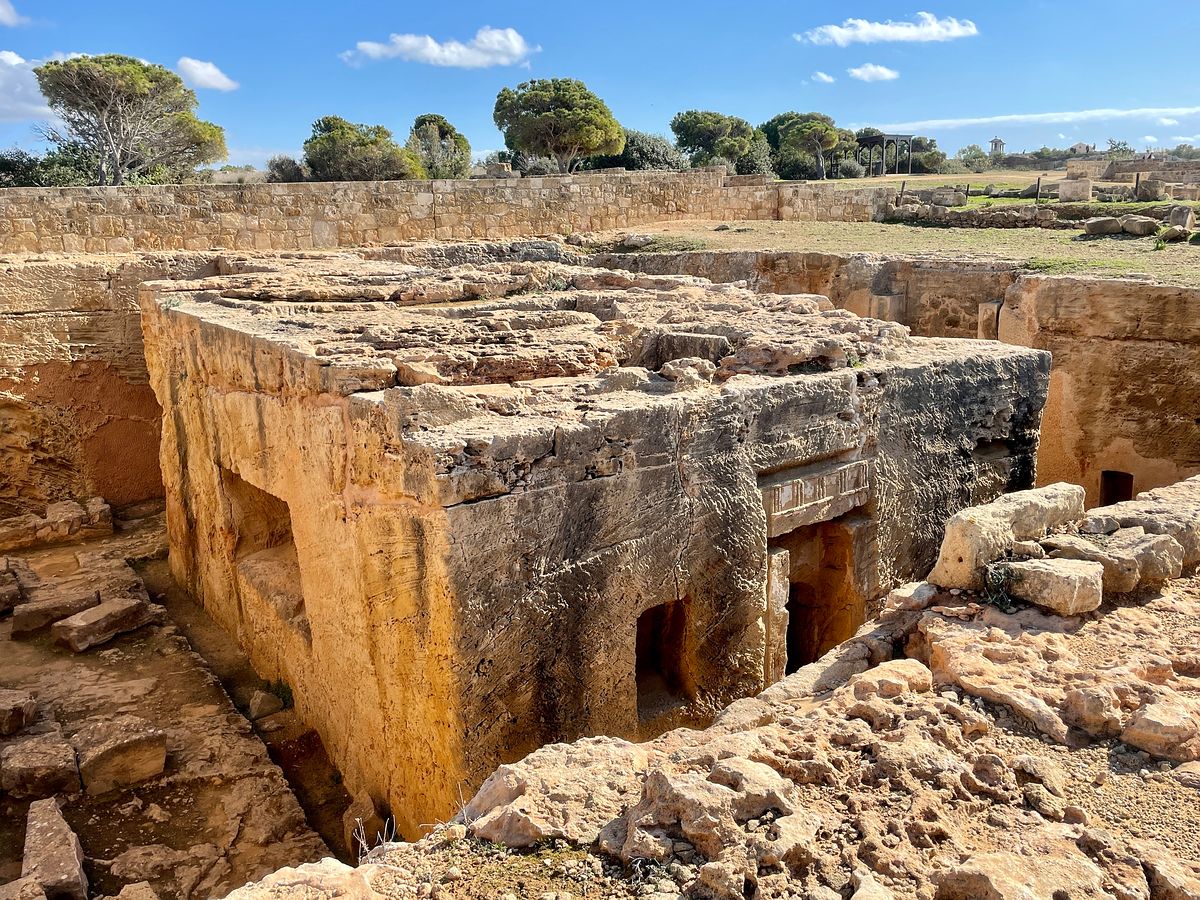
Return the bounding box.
[70,714,167,795]
[999,558,1104,616]
[12,590,100,637]
[0,688,38,736]
[50,597,161,653]
[21,798,88,900]
[0,734,81,799]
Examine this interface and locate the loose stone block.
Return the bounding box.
[1119,215,1160,236]
[999,558,1104,616]
[21,799,87,900]
[0,876,48,900]
[1057,179,1091,202]
[0,688,38,736]
[12,590,100,637]
[248,689,284,720]
[1083,216,1123,235]
[929,483,1085,589]
[0,735,81,798]
[50,597,160,652]
[70,714,167,795]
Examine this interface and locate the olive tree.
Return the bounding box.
[493,79,624,173]
[34,54,226,185]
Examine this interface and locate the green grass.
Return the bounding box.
[1022,256,1151,277]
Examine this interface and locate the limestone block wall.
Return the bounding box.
[999,275,1200,505]
[0,172,893,255]
[0,252,218,515]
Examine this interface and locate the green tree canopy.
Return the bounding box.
[736,130,776,176]
[955,143,989,172]
[405,114,472,179]
[1106,139,1135,160]
[761,112,836,153]
[303,116,426,181]
[670,110,754,163]
[781,119,839,179]
[33,54,226,185]
[493,79,624,173]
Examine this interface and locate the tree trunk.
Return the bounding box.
[815,148,826,180]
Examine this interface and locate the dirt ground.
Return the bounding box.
[606,218,1200,285]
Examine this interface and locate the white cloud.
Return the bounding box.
[0,1,29,27]
[848,63,899,82]
[877,105,1200,131]
[0,49,51,121]
[341,25,539,68]
[1142,136,1157,144]
[177,57,239,91]
[1172,135,1200,144]
[813,70,835,83]
[1057,133,1067,139]
[1157,117,1179,126]
[798,12,977,46]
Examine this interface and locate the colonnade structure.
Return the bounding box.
[854,133,915,176]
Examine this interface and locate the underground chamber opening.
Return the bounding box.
[1100,469,1135,506]
[769,510,872,675]
[635,598,694,724]
[220,467,310,640]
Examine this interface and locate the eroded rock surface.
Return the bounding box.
[141,245,1048,837]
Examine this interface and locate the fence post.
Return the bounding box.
[1034,177,1042,204]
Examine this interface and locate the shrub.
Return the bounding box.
[836,158,865,179]
[265,155,307,183]
[736,132,776,176]
[585,128,688,171]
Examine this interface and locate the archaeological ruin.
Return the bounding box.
[2,168,1199,900]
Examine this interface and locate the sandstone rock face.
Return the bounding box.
[228,471,1200,896]
[21,799,88,900]
[141,246,1048,836]
[0,877,49,900]
[70,714,167,795]
[928,483,1085,589]
[998,558,1104,615]
[221,859,383,900]
[998,275,1200,506]
[1,254,219,517]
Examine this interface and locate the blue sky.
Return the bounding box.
[2,1,1199,166]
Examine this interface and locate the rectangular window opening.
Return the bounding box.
[635,599,692,723]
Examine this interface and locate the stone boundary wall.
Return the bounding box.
[1104,159,1200,184]
[1065,160,1108,179]
[0,171,894,254]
